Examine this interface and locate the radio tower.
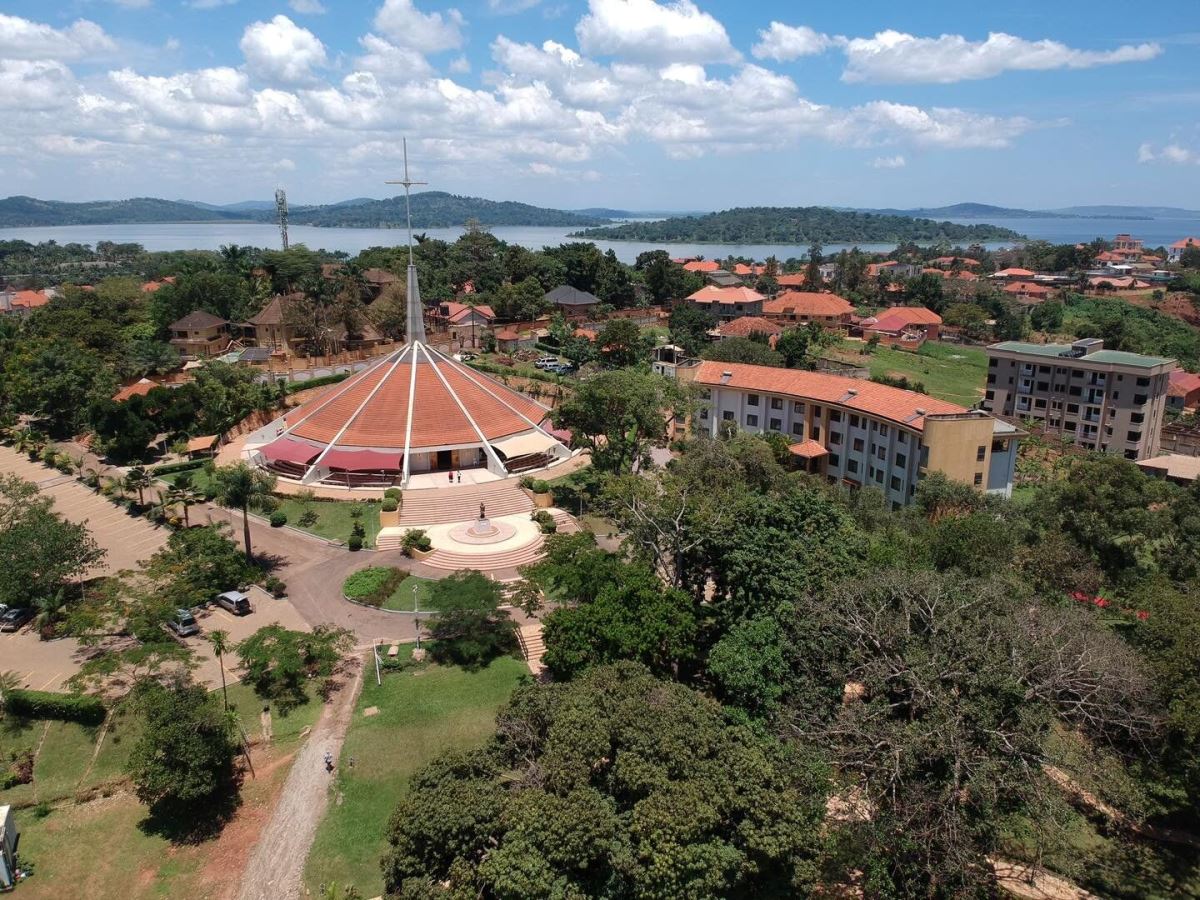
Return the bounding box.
[275,188,290,250]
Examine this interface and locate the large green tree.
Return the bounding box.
[381,663,829,900]
[235,624,353,713]
[211,463,277,561]
[426,571,516,670]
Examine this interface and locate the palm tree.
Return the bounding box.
[211,462,277,561]
[125,465,152,506]
[207,630,232,711]
[166,482,204,527]
[69,454,87,481]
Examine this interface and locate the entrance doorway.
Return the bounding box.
[436,449,452,470]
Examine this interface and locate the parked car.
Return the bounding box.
[459,352,477,361]
[167,608,200,638]
[215,590,252,616]
[0,606,35,632]
[534,356,559,369]
[546,362,576,375]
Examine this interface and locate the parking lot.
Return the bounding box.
[2,585,312,694]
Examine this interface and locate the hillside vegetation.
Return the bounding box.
[283,191,610,228]
[572,205,1023,243]
[0,196,249,227]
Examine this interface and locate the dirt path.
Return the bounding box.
[236,657,365,900]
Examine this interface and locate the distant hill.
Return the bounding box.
[1049,205,1200,219]
[0,196,252,227]
[865,203,1068,220]
[282,192,611,228]
[571,206,1023,244]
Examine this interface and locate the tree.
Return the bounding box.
[540,561,698,680]
[143,524,258,609]
[381,663,828,900]
[125,676,240,838]
[0,474,104,612]
[701,336,784,367]
[427,571,516,670]
[235,624,353,713]
[208,629,232,712]
[125,465,152,506]
[667,302,715,356]
[211,463,277,561]
[551,369,686,475]
[165,479,204,527]
[775,326,813,368]
[804,240,822,288]
[592,317,644,368]
[636,249,694,304]
[0,670,20,717]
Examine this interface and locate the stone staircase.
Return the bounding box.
[517,623,546,676]
[547,508,580,534]
[420,536,548,578]
[398,480,533,526]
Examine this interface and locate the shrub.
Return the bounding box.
[342,566,404,606]
[151,459,206,476]
[519,475,535,490]
[402,529,432,556]
[298,509,319,528]
[348,535,364,552]
[269,511,288,527]
[40,447,59,466]
[381,497,399,513]
[264,575,287,597]
[532,509,557,534]
[285,372,349,394]
[7,689,106,726]
[384,487,402,501]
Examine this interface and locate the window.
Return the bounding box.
[827,452,839,467]
[1127,430,1141,442]
[1068,385,1082,396]
[1134,394,1148,406]
[770,397,783,410]
[976,445,986,462]
[1066,403,1079,414]
[892,500,902,511]
[985,390,995,401]
[898,432,907,445]
[1072,369,1083,379]
[700,408,709,420]
[747,394,760,407]
[879,424,889,437]
[1037,381,1049,391]
[1064,421,1077,432]
[875,446,886,460]
[829,410,843,423]
[699,388,711,399]
[973,472,983,486]
[1111,391,1119,400]
[811,405,822,417]
[1124,449,1138,460]
[792,422,803,435]
[1136,376,1150,387]
[847,459,859,473]
[890,475,901,491]
[1038,365,1050,373]
[896,452,907,468]
[745,414,758,427]
[987,374,996,385]
[769,418,782,431]
[810,426,820,440]
[853,437,864,452]
[988,358,998,368]
[722,411,735,421]
[793,401,804,414]
[991,440,1004,453]
[850,414,861,428]
[829,432,842,445]
[1131,412,1144,425]
[1055,367,1066,375]
[874,468,884,484]
[1034,399,1046,409]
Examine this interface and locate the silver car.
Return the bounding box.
[167,609,200,638]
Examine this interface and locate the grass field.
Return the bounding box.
[380,575,437,611]
[831,340,989,407]
[303,647,529,897]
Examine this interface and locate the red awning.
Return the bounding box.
[260,438,321,465]
[321,447,402,472]
[788,440,829,459]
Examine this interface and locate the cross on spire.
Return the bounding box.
[384,138,428,344]
[384,138,427,267]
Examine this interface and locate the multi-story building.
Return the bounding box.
[684,286,765,322]
[168,310,230,358]
[982,339,1174,460]
[694,361,1021,508]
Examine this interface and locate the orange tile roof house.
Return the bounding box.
[112,378,159,403]
[2,289,50,314]
[931,256,981,268]
[682,260,721,273]
[1167,237,1199,264]
[866,306,942,345]
[694,361,1020,504]
[1168,371,1200,412]
[991,267,1036,280]
[1003,281,1052,303]
[685,285,764,321]
[774,273,808,288]
[762,291,853,327]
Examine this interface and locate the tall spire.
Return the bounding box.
[385,138,428,343]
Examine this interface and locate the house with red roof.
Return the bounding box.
[931,256,981,269]
[434,301,496,346]
[991,267,1037,280]
[682,260,721,274]
[112,378,160,403]
[685,285,764,322]
[864,306,942,348]
[713,316,782,343]
[1168,370,1200,412]
[774,273,808,289]
[1168,237,1200,264]
[1003,281,1052,303]
[761,291,853,328]
[693,360,1020,501]
[4,290,49,314]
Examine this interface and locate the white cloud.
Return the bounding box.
[0,13,117,61]
[240,15,327,84]
[357,33,434,82]
[871,155,906,169]
[188,0,239,8]
[449,56,471,74]
[108,0,153,8]
[489,0,542,12]
[1138,142,1200,165]
[576,0,738,64]
[374,0,464,53]
[752,22,831,61]
[841,30,1162,84]
[0,59,78,110]
[289,0,327,13]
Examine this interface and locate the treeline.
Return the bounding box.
[0,196,248,227]
[383,427,1200,898]
[572,206,1023,243]
[284,191,611,228]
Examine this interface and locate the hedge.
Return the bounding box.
[285,372,350,394]
[151,459,207,476]
[7,689,106,725]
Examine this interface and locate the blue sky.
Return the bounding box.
[1,0,1197,210]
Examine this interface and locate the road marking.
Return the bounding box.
[38,672,61,690]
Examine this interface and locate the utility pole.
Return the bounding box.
[385,138,429,343]
[275,187,290,250]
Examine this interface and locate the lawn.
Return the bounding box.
[157,470,381,546]
[303,647,529,897]
[380,575,438,612]
[2,679,328,899]
[832,340,989,407]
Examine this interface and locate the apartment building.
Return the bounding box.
[694,361,1020,508]
[982,339,1173,460]
[684,286,765,322]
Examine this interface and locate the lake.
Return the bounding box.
[1,216,1197,264]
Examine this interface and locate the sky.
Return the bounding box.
[1,0,1198,211]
